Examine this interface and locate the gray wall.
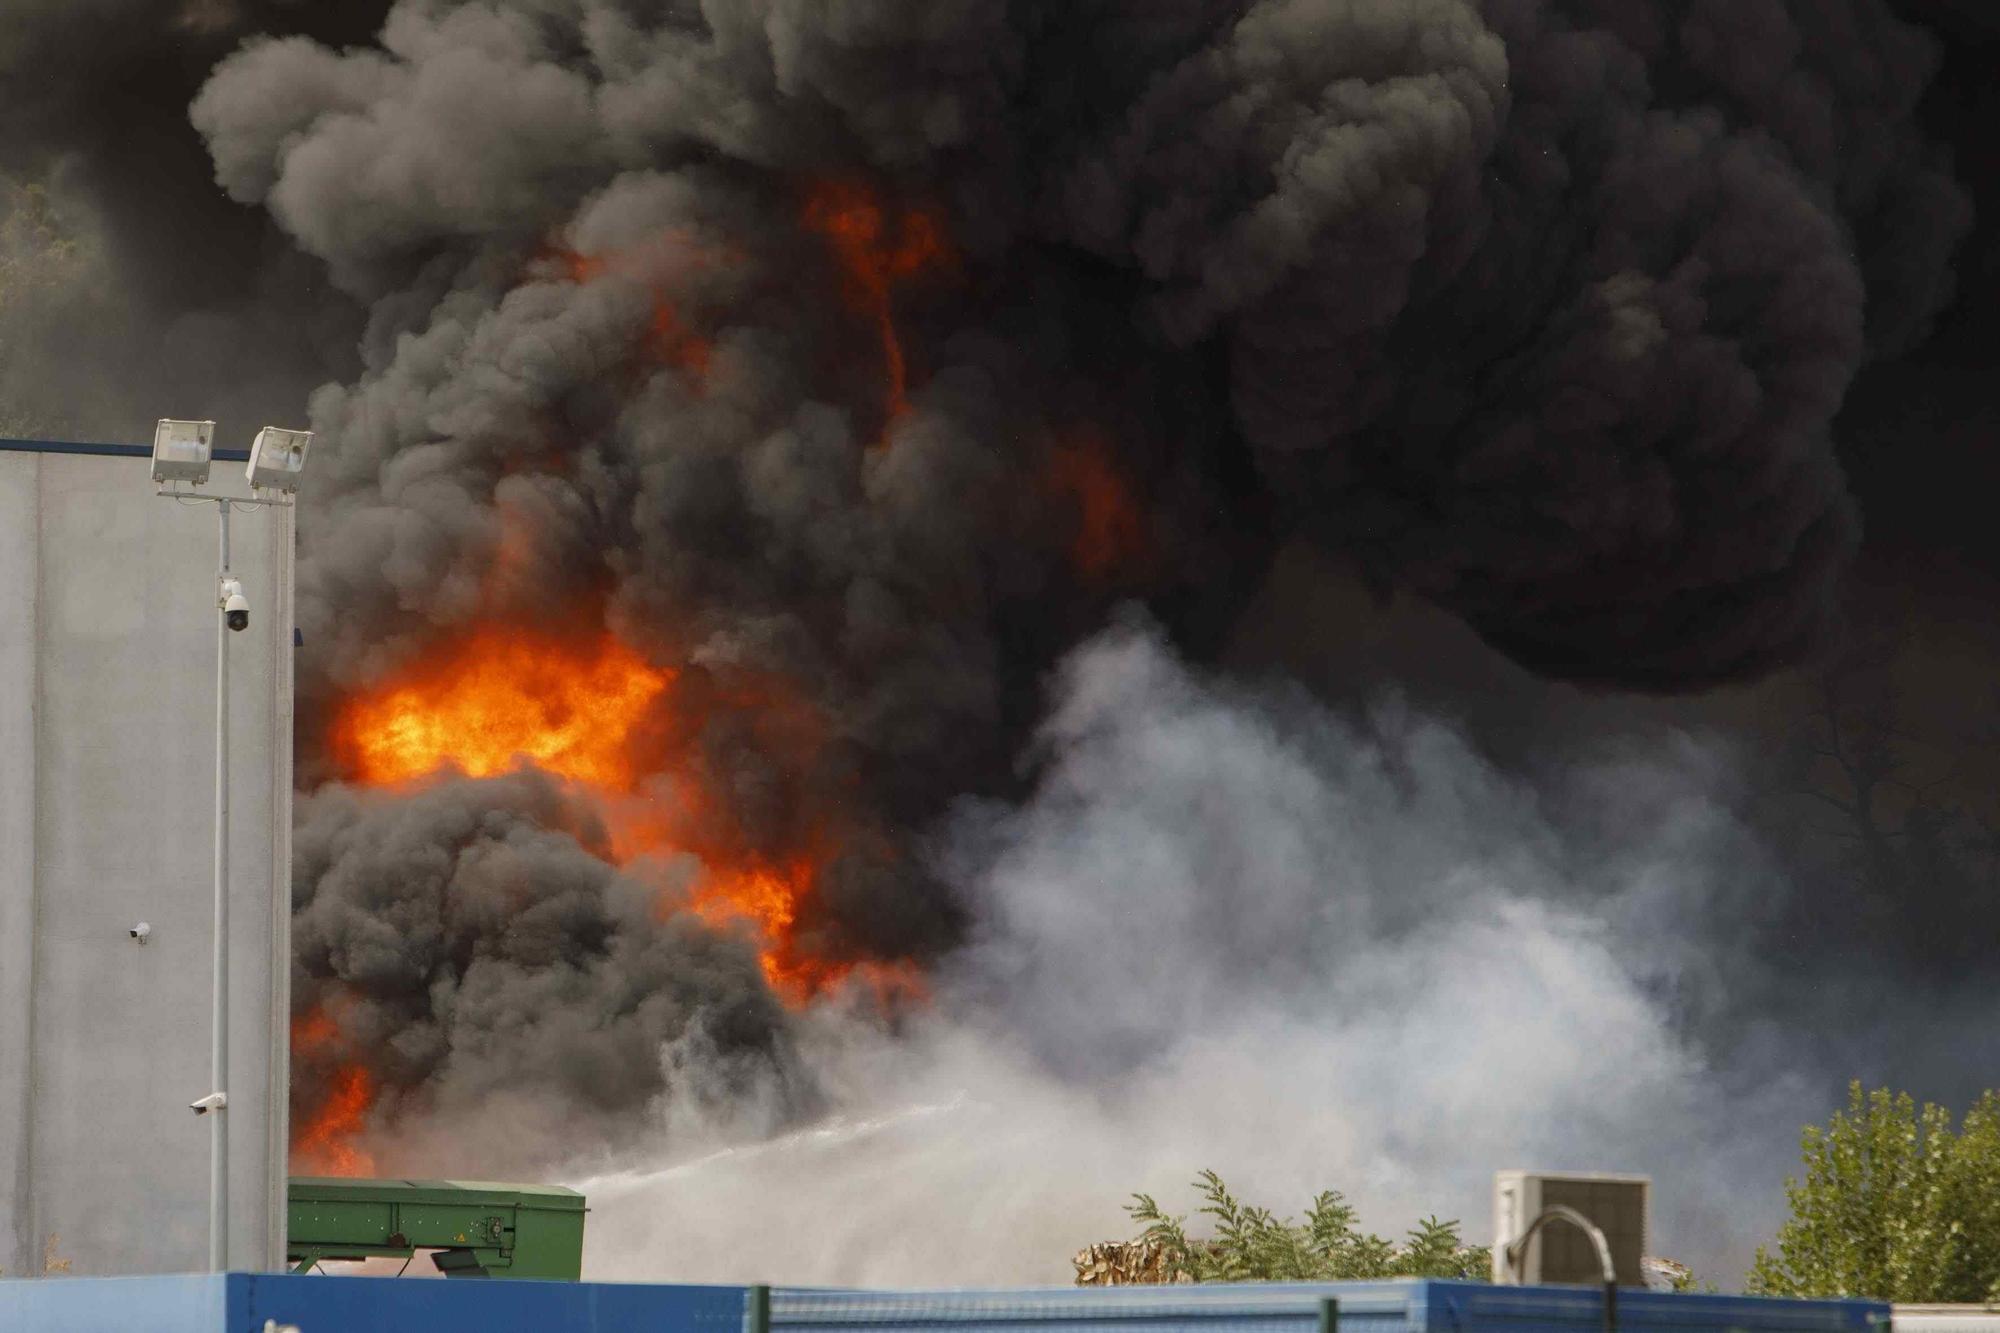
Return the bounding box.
[0,447,292,1275]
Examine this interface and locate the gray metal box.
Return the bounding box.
[1492,1170,1651,1286]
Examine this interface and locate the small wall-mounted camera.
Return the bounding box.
[190,1092,227,1116]
[219,578,249,633]
[129,922,151,944]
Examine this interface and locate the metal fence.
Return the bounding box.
[0,1273,1892,1333]
[761,1281,1887,1333]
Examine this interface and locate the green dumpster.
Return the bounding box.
[287,1177,587,1280]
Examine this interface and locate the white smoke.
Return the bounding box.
[578,616,1815,1287]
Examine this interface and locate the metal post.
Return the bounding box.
[747,1284,771,1333]
[1317,1297,1340,1333]
[1502,1205,1618,1333]
[211,498,232,1271]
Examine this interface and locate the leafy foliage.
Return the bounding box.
[1128,1170,1491,1283]
[1750,1083,2000,1301]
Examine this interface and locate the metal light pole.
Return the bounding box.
[210,497,233,1272]
[152,420,311,1274]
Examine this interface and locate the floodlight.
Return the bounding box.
[149,409,307,1271]
[152,419,216,485]
[245,426,312,494]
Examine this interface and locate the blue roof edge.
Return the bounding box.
[0,437,252,461]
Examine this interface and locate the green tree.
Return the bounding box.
[1127,1170,1490,1283]
[1941,1092,2000,1301]
[1749,1083,2000,1301]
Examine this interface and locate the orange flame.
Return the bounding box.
[1044,433,1150,578]
[292,1006,339,1050]
[294,1067,379,1177]
[330,622,907,1011]
[551,242,713,384]
[650,302,713,380]
[333,628,672,789]
[291,1005,378,1177]
[803,181,951,427]
[692,858,818,999]
[296,213,946,1168]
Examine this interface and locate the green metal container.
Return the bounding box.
[288,1177,587,1280]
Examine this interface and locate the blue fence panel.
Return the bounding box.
[1419,1282,1886,1333]
[0,1274,1888,1333]
[0,1274,230,1333]
[0,1273,749,1333]
[237,1273,748,1332]
[768,1282,1889,1333]
[0,438,252,461]
[772,1281,1415,1333]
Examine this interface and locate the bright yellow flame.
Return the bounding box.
[334,627,672,788]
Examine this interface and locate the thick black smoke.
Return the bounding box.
[10,0,1968,1164]
[0,1,391,440]
[169,0,1972,1157]
[289,771,803,1168]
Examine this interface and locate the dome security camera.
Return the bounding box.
[220,578,249,633]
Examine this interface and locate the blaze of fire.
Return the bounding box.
[291,1005,378,1177]
[803,181,951,426]
[682,848,901,1005]
[692,860,813,998]
[1045,434,1150,578]
[333,628,672,789]
[688,846,931,1006]
[563,250,607,284]
[555,246,713,384]
[297,212,951,1165]
[332,622,907,1008]
[292,1006,339,1050]
[651,302,713,380]
[294,1066,379,1177]
[612,817,841,1002]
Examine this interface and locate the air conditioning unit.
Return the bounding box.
[1492,1170,1650,1287]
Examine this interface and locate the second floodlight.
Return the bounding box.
[245,427,313,494]
[151,419,216,486]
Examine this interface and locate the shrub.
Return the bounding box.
[1749,1083,2000,1301]
[1126,1170,1490,1283]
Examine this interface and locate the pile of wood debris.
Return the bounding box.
[1073,1241,1192,1285]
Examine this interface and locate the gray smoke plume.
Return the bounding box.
[168,0,1972,1158]
[580,619,1813,1285]
[186,0,1968,694]
[6,0,1969,1181]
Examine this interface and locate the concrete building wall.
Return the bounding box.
[0,442,292,1276]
